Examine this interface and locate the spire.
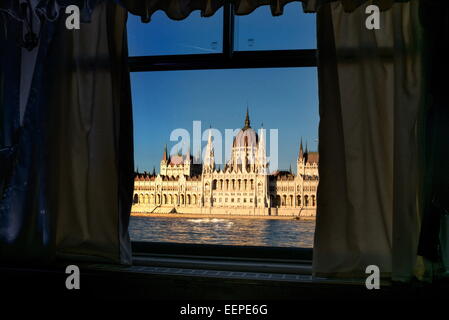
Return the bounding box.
[203,129,215,172]
[207,125,214,155]
[305,141,308,154]
[243,107,250,130]
[162,144,168,161]
[299,138,304,159]
[152,166,156,176]
[257,128,267,174]
[289,163,292,173]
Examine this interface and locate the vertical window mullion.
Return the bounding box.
[223,2,234,59]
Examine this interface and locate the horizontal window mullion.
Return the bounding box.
[128,49,317,72]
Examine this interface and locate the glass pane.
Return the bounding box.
[130,68,319,248]
[127,9,223,56]
[234,3,316,51]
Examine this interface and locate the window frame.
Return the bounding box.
[128,3,317,71]
[127,2,317,262]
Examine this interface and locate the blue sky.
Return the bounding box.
[127,3,318,174]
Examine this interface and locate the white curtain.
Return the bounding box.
[312,0,425,281]
[46,2,134,264]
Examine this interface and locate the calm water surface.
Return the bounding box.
[129,216,315,248]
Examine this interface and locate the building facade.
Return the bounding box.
[132,111,319,217]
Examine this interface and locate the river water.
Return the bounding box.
[129,216,315,248]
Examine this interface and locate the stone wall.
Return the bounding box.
[131,204,316,217]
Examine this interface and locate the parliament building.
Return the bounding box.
[132,111,319,217]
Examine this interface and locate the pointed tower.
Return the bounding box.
[298,138,304,160]
[183,143,192,176]
[203,129,215,173]
[257,126,268,174]
[243,107,251,130]
[256,126,269,208]
[160,144,169,176]
[297,139,305,177]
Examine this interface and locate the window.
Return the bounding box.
[234,4,316,51]
[128,3,318,251]
[128,9,223,56]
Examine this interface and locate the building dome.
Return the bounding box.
[233,127,258,148]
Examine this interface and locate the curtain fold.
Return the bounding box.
[119,0,410,21]
[120,0,299,20]
[45,1,133,264]
[313,0,425,280]
[0,1,133,264]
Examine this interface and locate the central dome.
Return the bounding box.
[232,109,258,148]
[233,127,258,148]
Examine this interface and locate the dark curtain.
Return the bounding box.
[418,0,449,276]
[0,7,51,261]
